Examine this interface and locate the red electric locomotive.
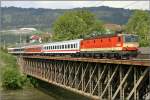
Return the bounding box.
[80,33,139,59]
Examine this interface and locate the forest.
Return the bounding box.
[1,6,133,29]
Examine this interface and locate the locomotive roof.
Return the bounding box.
[84,33,119,40]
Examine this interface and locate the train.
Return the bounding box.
[8,33,139,59]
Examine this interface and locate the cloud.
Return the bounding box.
[1,1,149,10]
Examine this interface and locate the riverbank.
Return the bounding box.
[0,49,28,90]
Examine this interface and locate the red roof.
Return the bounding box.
[30,35,40,40]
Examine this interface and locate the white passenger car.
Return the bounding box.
[42,39,82,54]
[7,47,24,54]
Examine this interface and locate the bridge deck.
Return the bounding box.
[22,56,150,67]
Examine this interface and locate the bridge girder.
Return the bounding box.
[18,57,149,100]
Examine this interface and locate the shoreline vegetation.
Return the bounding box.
[0,48,33,90]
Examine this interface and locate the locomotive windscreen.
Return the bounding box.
[124,35,138,42]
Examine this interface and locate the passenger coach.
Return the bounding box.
[42,39,82,55]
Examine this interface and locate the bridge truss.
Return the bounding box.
[18,56,149,100]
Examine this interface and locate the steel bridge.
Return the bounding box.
[17,56,150,100]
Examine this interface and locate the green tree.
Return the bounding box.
[126,10,150,46]
[52,10,105,41]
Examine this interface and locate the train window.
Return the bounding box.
[118,37,121,42]
[62,45,64,49]
[71,44,73,48]
[76,44,78,48]
[68,44,70,48]
[74,44,76,48]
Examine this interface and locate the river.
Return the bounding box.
[0,80,90,100]
[0,87,56,100]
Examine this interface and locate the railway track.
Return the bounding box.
[22,55,150,67]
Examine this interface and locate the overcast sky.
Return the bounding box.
[1,1,149,10]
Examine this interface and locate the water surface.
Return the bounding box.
[1,87,56,100]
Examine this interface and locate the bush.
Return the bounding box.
[1,67,26,90]
[27,76,38,87]
[0,50,28,90]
